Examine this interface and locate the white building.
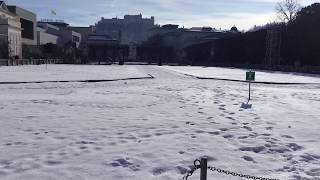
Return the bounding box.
[36,27,58,45]
[38,20,82,48]
[0,1,22,58]
[7,5,37,46]
[95,14,155,45]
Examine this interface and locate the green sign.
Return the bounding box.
[246,71,255,81]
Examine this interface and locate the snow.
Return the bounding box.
[0,65,320,180]
[161,66,320,84]
[0,65,148,82]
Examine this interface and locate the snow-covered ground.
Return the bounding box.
[0,65,148,82]
[0,65,320,180]
[162,66,320,84]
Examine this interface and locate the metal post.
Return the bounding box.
[249,82,251,101]
[200,158,207,180]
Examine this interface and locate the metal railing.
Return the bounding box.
[0,59,63,66]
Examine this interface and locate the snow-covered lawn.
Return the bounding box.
[0,65,149,82]
[0,65,319,180]
[162,66,320,84]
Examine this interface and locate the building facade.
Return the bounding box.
[36,27,58,45]
[138,24,240,63]
[0,1,22,58]
[59,28,81,48]
[71,26,95,50]
[7,5,36,45]
[95,14,155,45]
[87,34,129,64]
[38,20,82,48]
[150,25,230,50]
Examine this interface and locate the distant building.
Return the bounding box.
[150,25,228,49]
[38,20,82,48]
[148,25,235,61]
[95,14,155,44]
[7,5,37,45]
[87,34,122,63]
[87,34,118,46]
[149,24,182,37]
[162,24,179,29]
[71,26,95,50]
[180,27,228,47]
[37,22,60,36]
[36,27,58,45]
[60,27,81,48]
[0,1,22,58]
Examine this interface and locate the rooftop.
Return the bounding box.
[39,19,69,27]
[0,1,7,11]
[7,5,36,16]
[88,35,117,41]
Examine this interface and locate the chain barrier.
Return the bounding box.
[183,159,201,180]
[183,159,280,180]
[207,166,280,180]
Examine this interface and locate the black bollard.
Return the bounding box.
[200,158,207,180]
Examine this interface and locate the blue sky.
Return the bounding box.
[4,0,318,30]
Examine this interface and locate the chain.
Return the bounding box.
[183,159,201,180]
[207,166,280,180]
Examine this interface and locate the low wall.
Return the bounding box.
[0,59,63,66]
[209,63,320,74]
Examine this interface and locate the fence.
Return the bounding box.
[183,158,280,180]
[0,59,63,66]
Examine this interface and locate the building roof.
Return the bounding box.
[36,27,46,32]
[162,24,179,29]
[88,35,116,41]
[87,35,119,45]
[7,5,36,17]
[38,19,69,27]
[37,22,60,31]
[0,1,9,11]
[71,26,91,29]
[0,2,18,17]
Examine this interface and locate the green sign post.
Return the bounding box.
[246,71,255,81]
[246,71,255,100]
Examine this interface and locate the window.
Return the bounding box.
[20,18,34,40]
[72,35,80,42]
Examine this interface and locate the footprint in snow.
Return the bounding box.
[306,168,320,177]
[281,135,294,139]
[219,128,229,132]
[243,126,253,131]
[300,153,320,162]
[242,156,256,163]
[186,122,195,126]
[226,116,235,120]
[223,134,234,139]
[208,131,220,135]
[109,158,142,172]
[152,166,170,175]
[266,127,274,130]
[176,166,189,174]
[239,146,266,153]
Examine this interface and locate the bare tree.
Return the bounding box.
[276,0,301,23]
